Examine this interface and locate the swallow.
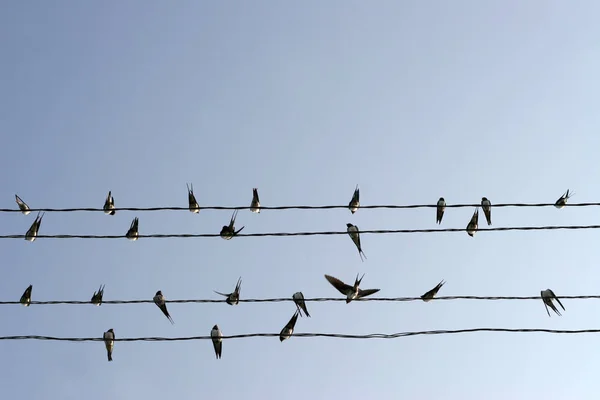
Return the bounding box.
[186,183,200,213]
[555,189,574,209]
[153,290,174,324]
[20,285,32,307]
[214,277,242,305]
[250,188,261,213]
[324,274,380,303]
[541,289,565,317]
[436,197,445,224]
[421,280,445,302]
[279,310,299,342]
[103,329,114,362]
[15,194,31,215]
[25,212,44,242]
[211,325,223,359]
[220,210,244,239]
[346,223,367,261]
[466,208,478,237]
[91,284,105,306]
[103,191,115,215]
[292,292,310,317]
[481,197,492,225]
[126,217,139,240]
[348,185,360,214]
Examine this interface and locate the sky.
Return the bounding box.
[1,1,600,399]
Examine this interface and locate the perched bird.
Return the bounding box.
[103,191,115,215]
[250,188,261,213]
[103,329,114,362]
[348,185,360,214]
[15,194,31,215]
[292,292,310,317]
[346,223,367,261]
[555,190,574,209]
[214,277,242,305]
[421,280,445,302]
[91,284,105,306]
[153,290,174,324]
[541,289,565,317]
[279,311,300,342]
[20,285,33,307]
[436,197,445,224]
[324,274,380,303]
[220,210,244,239]
[466,208,478,237]
[186,183,200,213]
[25,212,44,242]
[126,217,139,241]
[211,325,223,359]
[481,197,492,225]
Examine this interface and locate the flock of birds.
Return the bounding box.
[11,186,576,361]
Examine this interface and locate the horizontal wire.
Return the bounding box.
[2,328,600,342]
[1,295,598,305]
[4,224,600,239]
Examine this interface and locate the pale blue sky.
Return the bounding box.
[2,2,600,399]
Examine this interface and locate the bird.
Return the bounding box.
[541,289,565,317]
[214,277,242,306]
[153,290,174,324]
[466,208,478,237]
[436,197,445,224]
[346,223,367,261]
[481,197,492,225]
[211,325,223,359]
[250,188,261,213]
[103,329,114,362]
[103,191,115,215]
[292,292,310,317]
[186,183,200,213]
[25,212,44,242]
[348,185,360,214]
[91,284,105,306]
[220,210,244,239]
[421,280,445,302]
[126,217,139,240]
[20,285,32,307]
[279,311,300,342]
[324,274,380,303]
[555,190,574,209]
[15,194,31,215]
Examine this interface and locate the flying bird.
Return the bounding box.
[541,289,565,317]
[103,329,114,362]
[421,280,445,302]
[91,284,105,306]
[324,274,380,303]
[214,277,242,305]
[20,285,32,307]
[348,185,360,214]
[220,210,244,239]
[292,292,310,317]
[15,194,31,215]
[211,325,223,359]
[436,197,445,224]
[346,223,367,261]
[103,191,115,215]
[186,183,200,213]
[279,311,300,342]
[153,290,174,324]
[250,188,261,213]
[126,217,139,240]
[481,197,492,225]
[555,190,574,209]
[25,212,44,242]
[466,208,478,237]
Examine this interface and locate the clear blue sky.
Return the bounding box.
[1,2,600,399]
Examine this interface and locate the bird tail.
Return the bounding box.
[107,351,113,362]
